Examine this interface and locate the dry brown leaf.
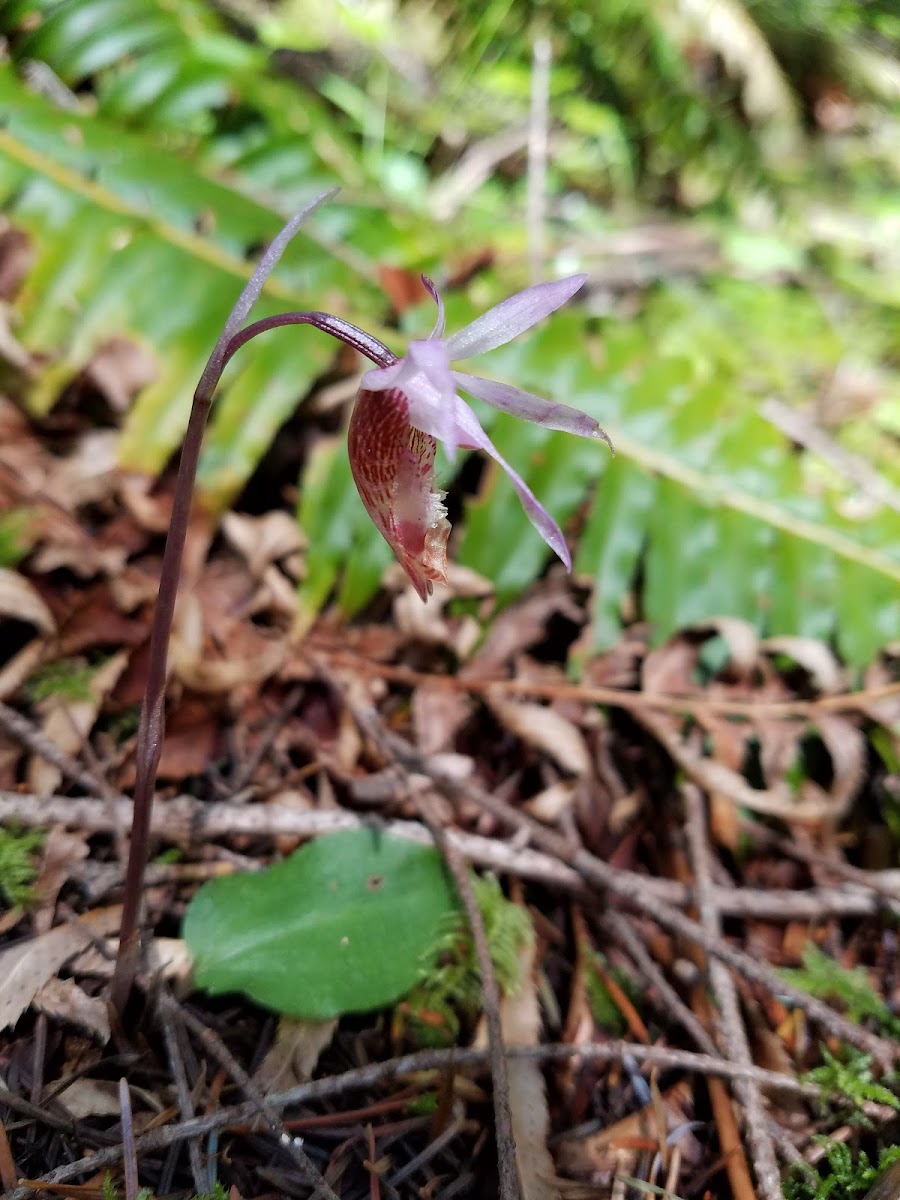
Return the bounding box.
[168,560,290,694]
[689,617,760,673]
[0,905,121,1031]
[56,1078,121,1119]
[221,510,305,580]
[81,336,158,414]
[0,568,55,633]
[486,690,592,776]
[641,635,697,696]
[761,635,845,694]
[463,580,583,680]
[71,936,192,984]
[525,780,579,823]
[640,708,854,824]
[0,639,46,703]
[412,682,473,756]
[43,431,121,510]
[32,828,90,935]
[32,977,110,1042]
[27,651,128,794]
[253,1017,338,1092]
[392,567,487,657]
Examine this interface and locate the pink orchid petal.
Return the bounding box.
[406,339,463,458]
[452,370,612,444]
[348,386,450,601]
[443,274,587,360]
[451,399,573,570]
[362,359,412,392]
[421,276,446,339]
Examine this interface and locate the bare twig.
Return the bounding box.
[0,701,113,797]
[432,823,521,1200]
[158,993,206,1194]
[118,1079,139,1200]
[683,786,782,1200]
[342,679,522,1200]
[602,910,719,1056]
[229,683,304,792]
[5,791,897,916]
[321,651,900,720]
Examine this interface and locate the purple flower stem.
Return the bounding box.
[110,190,338,1012]
[223,312,396,370]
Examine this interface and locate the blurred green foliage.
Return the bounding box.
[0,824,43,908]
[1,0,899,659]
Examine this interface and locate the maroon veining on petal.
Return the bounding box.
[348,387,450,600]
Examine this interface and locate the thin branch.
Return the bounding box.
[0,701,114,797]
[425,817,521,1200]
[321,651,900,720]
[158,993,206,1195]
[602,910,719,1056]
[3,791,898,916]
[340,678,521,1200]
[118,1079,139,1200]
[683,785,782,1200]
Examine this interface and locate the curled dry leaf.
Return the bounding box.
[0,905,121,1031]
[81,335,158,415]
[32,827,90,935]
[253,1017,338,1092]
[640,707,865,824]
[463,578,584,681]
[486,689,592,777]
[412,681,473,756]
[0,568,55,634]
[689,616,760,673]
[221,510,305,580]
[33,976,111,1042]
[761,635,845,694]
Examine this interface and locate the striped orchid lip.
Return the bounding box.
[221,198,611,601]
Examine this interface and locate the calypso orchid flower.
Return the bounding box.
[220,193,612,600]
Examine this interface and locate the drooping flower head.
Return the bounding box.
[221,197,612,601]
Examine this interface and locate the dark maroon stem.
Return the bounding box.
[223,312,396,369]
[109,188,396,1012]
[110,375,215,1012]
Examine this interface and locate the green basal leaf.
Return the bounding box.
[183,830,460,1019]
